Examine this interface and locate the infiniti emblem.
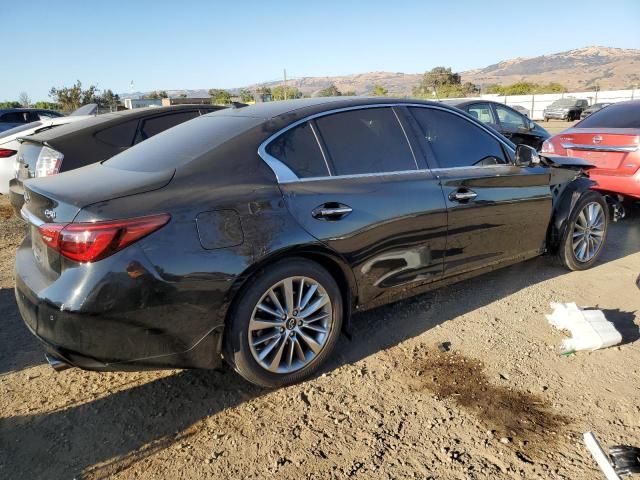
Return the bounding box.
[592,135,603,144]
[44,209,56,220]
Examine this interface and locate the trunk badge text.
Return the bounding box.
[44,209,56,220]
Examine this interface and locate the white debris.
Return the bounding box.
[545,303,622,353]
[583,432,621,480]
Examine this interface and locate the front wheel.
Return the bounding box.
[224,258,343,388]
[557,191,608,271]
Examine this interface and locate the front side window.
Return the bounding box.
[267,122,329,178]
[495,105,527,130]
[410,107,508,168]
[0,112,29,124]
[315,108,416,175]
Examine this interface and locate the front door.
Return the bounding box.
[407,106,553,277]
[263,106,448,306]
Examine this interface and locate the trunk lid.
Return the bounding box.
[22,163,175,224]
[557,128,639,171]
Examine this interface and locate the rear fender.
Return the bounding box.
[546,176,597,253]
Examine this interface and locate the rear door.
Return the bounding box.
[408,106,552,277]
[264,106,448,306]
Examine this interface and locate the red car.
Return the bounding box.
[541,100,640,200]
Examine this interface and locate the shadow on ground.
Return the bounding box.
[0,206,638,479]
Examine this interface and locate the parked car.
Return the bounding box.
[0,108,63,133]
[446,100,550,150]
[543,98,589,121]
[580,102,612,119]
[0,105,98,195]
[15,98,608,388]
[542,100,640,201]
[510,105,530,117]
[9,104,225,214]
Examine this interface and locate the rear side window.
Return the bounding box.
[577,102,640,128]
[410,107,507,168]
[135,111,200,142]
[95,119,139,148]
[315,108,416,175]
[267,122,329,178]
[495,105,527,129]
[466,103,496,125]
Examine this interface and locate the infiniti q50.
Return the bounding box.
[15,98,608,387]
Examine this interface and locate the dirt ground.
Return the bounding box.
[1,188,639,480]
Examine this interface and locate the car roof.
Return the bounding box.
[210,96,453,121]
[24,104,224,143]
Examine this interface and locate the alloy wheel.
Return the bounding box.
[248,276,333,374]
[572,202,605,262]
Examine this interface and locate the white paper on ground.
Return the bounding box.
[545,302,622,353]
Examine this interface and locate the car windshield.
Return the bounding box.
[550,99,576,107]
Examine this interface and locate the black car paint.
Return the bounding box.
[15,97,596,372]
[9,105,225,214]
[448,100,550,150]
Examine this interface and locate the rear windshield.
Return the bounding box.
[104,114,263,172]
[576,102,640,128]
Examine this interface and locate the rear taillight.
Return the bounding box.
[37,214,170,263]
[0,148,17,158]
[34,146,63,177]
[541,140,555,154]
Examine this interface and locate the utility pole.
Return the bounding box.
[284,69,287,101]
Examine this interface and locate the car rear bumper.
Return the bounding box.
[8,178,24,216]
[590,169,640,199]
[14,235,225,371]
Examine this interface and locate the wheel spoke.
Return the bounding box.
[250,319,282,331]
[257,302,280,318]
[302,323,327,334]
[293,337,306,362]
[300,295,329,319]
[304,312,330,324]
[297,330,322,354]
[283,278,295,315]
[258,336,282,359]
[299,284,317,311]
[296,278,305,310]
[268,335,289,372]
[577,211,588,227]
[577,239,587,261]
[287,337,295,367]
[267,290,285,316]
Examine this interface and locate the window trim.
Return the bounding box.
[258,103,516,183]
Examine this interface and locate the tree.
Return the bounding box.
[317,84,342,97]
[159,90,169,99]
[484,81,567,95]
[100,89,121,110]
[342,90,356,96]
[208,88,232,105]
[19,92,31,107]
[271,85,302,101]
[33,101,60,110]
[415,67,461,96]
[0,101,22,108]
[239,89,254,102]
[371,85,388,96]
[144,91,161,99]
[49,80,100,111]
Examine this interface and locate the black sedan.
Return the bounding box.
[9,104,226,214]
[445,100,550,150]
[580,102,612,119]
[15,98,608,387]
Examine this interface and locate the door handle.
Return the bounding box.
[312,204,352,220]
[449,189,477,202]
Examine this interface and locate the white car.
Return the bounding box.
[0,104,97,194]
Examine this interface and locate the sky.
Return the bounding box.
[3,0,639,101]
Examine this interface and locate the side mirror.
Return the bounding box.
[514,144,541,167]
[528,119,536,130]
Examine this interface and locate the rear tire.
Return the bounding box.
[223,258,343,388]
[557,191,608,271]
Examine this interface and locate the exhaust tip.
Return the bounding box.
[45,353,72,372]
